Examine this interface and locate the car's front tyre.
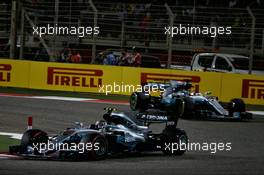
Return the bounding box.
[89,135,108,160]
[130,92,150,112]
[20,129,48,154]
[161,126,188,156]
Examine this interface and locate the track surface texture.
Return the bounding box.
[0,96,264,175]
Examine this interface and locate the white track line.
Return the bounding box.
[248,111,264,116]
[0,93,95,102]
[0,154,21,159]
[0,93,129,105]
[30,96,95,101]
[0,132,22,140]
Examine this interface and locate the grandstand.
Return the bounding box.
[0,0,263,68]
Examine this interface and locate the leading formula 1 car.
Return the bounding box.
[130,81,252,120]
[9,108,188,160]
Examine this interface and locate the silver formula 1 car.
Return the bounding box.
[9,108,188,160]
[130,81,252,121]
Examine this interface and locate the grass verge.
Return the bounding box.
[0,135,20,152]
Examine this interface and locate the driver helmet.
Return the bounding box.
[95,120,107,129]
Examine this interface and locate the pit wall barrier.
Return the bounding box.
[0,59,263,105]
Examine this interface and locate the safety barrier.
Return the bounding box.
[0,59,263,105]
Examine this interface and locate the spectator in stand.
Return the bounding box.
[118,51,128,66]
[229,0,238,8]
[103,51,117,65]
[134,4,145,17]
[32,0,39,7]
[119,49,133,66]
[118,4,127,21]
[68,49,81,63]
[131,47,141,67]
[34,43,49,62]
[59,47,70,62]
[127,4,135,16]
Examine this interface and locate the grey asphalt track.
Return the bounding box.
[0,96,264,175]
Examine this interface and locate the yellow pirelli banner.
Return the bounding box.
[0,59,30,88]
[0,59,263,105]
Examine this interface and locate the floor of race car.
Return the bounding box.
[0,96,263,175]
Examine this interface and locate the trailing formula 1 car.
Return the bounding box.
[130,81,252,120]
[9,108,188,160]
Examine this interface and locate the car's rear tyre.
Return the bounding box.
[89,135,107,160]
[20,129,48,154]
[161,126,188,156]
[230,98,246,112]
[227,98,246,119]
[172,98,185,117]
[130,92,150,112]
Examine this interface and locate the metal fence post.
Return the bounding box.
[165,3,174,69]
[89,0,98,63]
[121,18,125,48]
[51,0,59,62]
[247,7,255,75]
[10,0,17,59]
[19,5,25,59]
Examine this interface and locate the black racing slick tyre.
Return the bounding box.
[130,92,150,112]
[20,129,48,154]
[89,135,107,160]
[161,126,188,156]
[230,98,246,112]
[172,98,185,117]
